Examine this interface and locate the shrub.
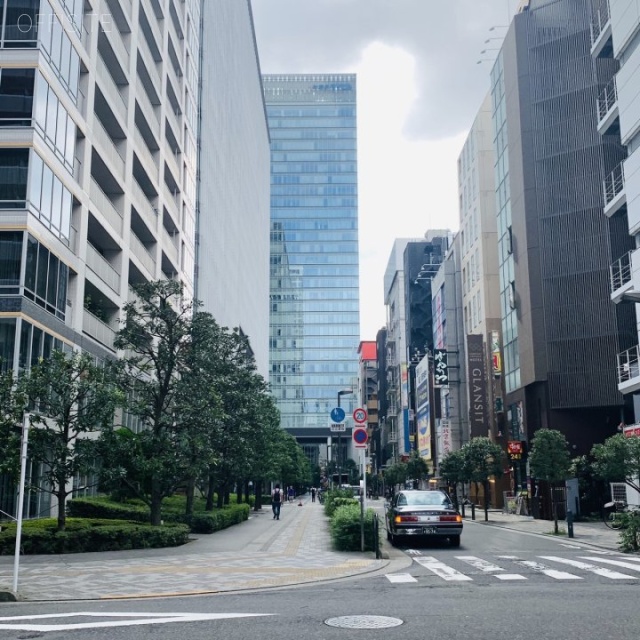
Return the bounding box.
[323,489,357,517]
[178,504,250,534]
[618,510,640,552]
[329,505,377,552]
[68,498,149,522]
[0,518,190,554]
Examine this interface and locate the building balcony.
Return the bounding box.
[96,56,128,125]
[136,88,161,139]
[89,178,124,236]
[611,250,640,303]
[618,344,640,394]
[83,308,117,350]
[93,119,126,181]
[131,178,159,233]
[102,17,131,76]
[590,0,612,58]
[597,77,619,136]
[86,243,121,294]
[134,126,159,183]
[162,227,179,269]
[129,231,156,278]
[603,162,626,217]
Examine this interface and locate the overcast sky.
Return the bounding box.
[251,0,519,339]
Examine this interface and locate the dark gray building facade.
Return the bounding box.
[493,0,636,455]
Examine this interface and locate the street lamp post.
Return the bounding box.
[13,412,30,594]
[337,389,353,487]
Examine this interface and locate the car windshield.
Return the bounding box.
[398,492,449,506]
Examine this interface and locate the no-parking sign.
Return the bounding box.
[353,427,368,448]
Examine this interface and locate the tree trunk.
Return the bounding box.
[236,482,242,505]
[551,485,559,535]
[56,481,67,532]
[217,484,224,509]
[224,489,230,506]
[244,480,250,505]
[483,479,489,522]
[150,478,163,526]
[254,480,262,511]
[185,475,196,516]
[205,470,215,511]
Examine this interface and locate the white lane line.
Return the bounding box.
[456,556,505,573]
[512,559,582,580]
[539,556,636,580]
[559,543,582,549]
[495,574,527,580]
[413,556,473,581]
[588,550,616,555]
[579,557,640,572]
[386,573,418,583]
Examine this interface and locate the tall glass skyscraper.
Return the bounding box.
[263,75,360,449]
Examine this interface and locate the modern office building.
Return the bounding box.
[490,0,636,462]
[0,0,269,517]
[196,0,270,376]
[263,74,360,464]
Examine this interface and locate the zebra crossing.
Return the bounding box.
[385,552,640,585]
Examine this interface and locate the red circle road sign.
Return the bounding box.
[353,408,367,423]
[353,427,368,447]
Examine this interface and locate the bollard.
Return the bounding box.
[567,509,574,539]
[461,502,466,518]
[471,503,476,521]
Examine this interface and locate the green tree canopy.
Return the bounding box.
[529,429,572,484]
[591,433,640,496]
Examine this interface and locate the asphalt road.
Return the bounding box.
[1,523,638,640]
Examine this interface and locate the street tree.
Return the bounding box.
[21,350,122,531]
[462,437,504,521]
[439,449,467,506]
[591,433,640,498]
[111,280,198,525]
[406,451,430,487]
[0,365,27,481]
[529,428,572,534]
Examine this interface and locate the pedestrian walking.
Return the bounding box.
[288,486,295,502]
[271,484,282,520]
[311,487,316,503]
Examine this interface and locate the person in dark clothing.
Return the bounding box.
[311,487,316,502]
[272,484,282,520]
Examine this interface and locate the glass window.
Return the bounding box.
[51,172,62,231]
[0,147,29,205]
[56,263,67,316]
[36,243,48,300]
[39,161,53,215]
[27,150,42,207]
[59,32,71,85]
[24,233,37,292]
[45,85,57,142]
[50,20,62,69]
[30,326,42,366]
[0,318,16,370]
[33,71,48,131]
[4,0,39,46]
[0,67,35,125]
[55,102,67,157]
[0,230,22,286]
[18,319,31,370]
[46,251,58,308]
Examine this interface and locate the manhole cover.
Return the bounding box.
[324,615,403,629]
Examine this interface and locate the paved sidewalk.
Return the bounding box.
[463,509,623,550]
[0,497,388,602]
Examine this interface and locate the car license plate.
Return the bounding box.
[422,527,438,534]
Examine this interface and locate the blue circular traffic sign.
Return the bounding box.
[330,407,346,423]
[353,427,368,445]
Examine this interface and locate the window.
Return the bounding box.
[0,67,35,125]
[2,0,39,47]
[0,230,22,291]
[0,147,28,206]
[0,318,16,370]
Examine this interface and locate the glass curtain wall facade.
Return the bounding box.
[263,75,360,432]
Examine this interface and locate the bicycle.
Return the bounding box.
[603,500,631,529]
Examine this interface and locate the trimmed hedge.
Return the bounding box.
[324,494,359,518]
[0,518,190,554]
[329,505,377,552]
[68,497,250,534]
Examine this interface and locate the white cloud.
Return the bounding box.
[354,42,468,336]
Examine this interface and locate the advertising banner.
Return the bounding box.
[467,334,488,437]
[417,404,431,459]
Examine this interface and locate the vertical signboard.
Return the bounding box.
[467,334,488,438]
[401,363,410,454]
[433,349,449,387]
[415,357,431,460]
[491,330,502,377]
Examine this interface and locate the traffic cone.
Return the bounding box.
[298,499,303,506]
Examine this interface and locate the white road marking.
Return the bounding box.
[0,612,273,632]
[539,556,636,580]
[514,560,581,580]
[456,556,504,573]
[588,549,616,555]
[385,573,418,583]
[413,556,472,581]
[405,549,422,555]
[559,543,582,549]
[495,574,527,580]
[579,557,640,572]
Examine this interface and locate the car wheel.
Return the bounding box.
[449,536,461,548]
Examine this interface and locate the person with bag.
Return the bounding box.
[271,484,282,520]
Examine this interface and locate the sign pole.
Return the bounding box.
[13,413,29,594]
[360,448,366,552]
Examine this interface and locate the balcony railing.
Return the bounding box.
[89,179,123,236]
[618,344,640,385]
[96,56,128,123]
[604,162,625,207]
[93,119,125,179]
[591,0,611,45]
[131,178,159,231]
[83,308,116,350]
[103,18,131,74]
[86,243,121,293]
[162,227,179,268]
[597,77,617,121]
[136,87,160,137]
[610,251,633,293]
[134,126,159,180]
[129,231,156,276]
